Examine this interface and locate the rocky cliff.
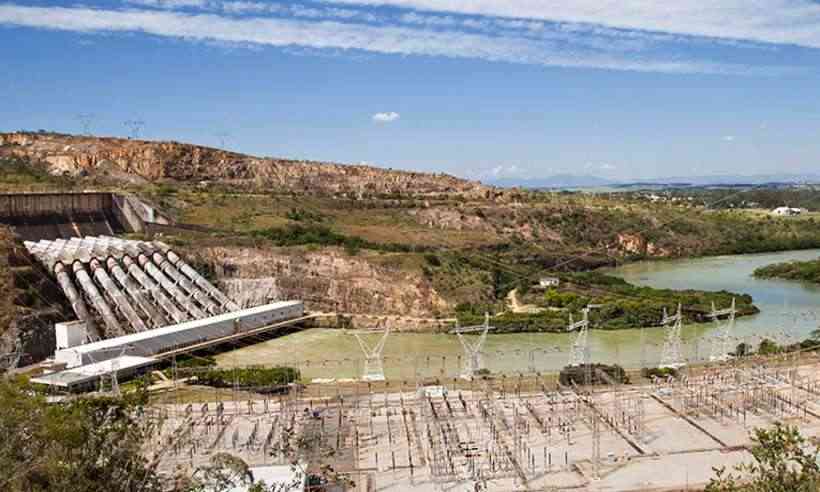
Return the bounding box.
[0,132,491,197]
[199,246,450,317]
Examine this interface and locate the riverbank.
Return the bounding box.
[214,249,820,377]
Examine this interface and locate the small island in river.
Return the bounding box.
[754,257,820,284]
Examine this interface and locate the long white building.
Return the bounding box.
[55,300,304,368]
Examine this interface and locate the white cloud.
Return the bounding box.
[320,0,820,49]
[723,135,736,141]
[372,111,400,122]
[484,164,528,179]
[128,0,207,9]
[599,163,616,171]
[0,4,764,74]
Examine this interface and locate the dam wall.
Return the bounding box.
[0,192,160,241]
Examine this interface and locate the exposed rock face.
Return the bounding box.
[614,233,673,257]
[409,207,495,232]
[616,233,647,255]
[408,205,562,242]
[0,132,490,197]
[201,246,450,317]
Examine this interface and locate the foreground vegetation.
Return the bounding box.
[706,423,820,492]
[754,257,820,284]
[0,376,344,491]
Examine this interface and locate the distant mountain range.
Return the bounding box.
[487,173,820,189]
[488,174,615,189]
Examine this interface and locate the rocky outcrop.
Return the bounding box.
[614,233,673,257]
[201,246,450,317]
[0,132,491,197]
[409,207,495,232]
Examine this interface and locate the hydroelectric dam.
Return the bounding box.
[0,192,308,390]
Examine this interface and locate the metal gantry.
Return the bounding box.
[660,304,685,369]
[351,326,391,381]
[709,298,737,362]
[452,313,493,380]
[567,308,590,367]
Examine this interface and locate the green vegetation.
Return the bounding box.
[0,157,75,191]
[190,366,300,391]
[0,376,163,491]
[706,423,820,492]
[754,257,820,284]
[731,331,820,357]
[0,226,16,340]
[249,223,429,254]
[641,367,679,379]
[0,376,345,491]
[559,363,629,386]
[457,271,756,332]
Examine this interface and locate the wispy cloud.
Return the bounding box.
[0,2,800,75]
[723,135,736,142]
[372,111,400,122]
[320,0,820,49]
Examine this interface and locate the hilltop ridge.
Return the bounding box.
[0,131,491,198]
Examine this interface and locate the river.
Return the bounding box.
[215,249,820,380]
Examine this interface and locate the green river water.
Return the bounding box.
[215,249,820,380]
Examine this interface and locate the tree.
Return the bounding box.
[734,342,751,357]
[0,377,163,492]
[706,423,820,492]
[181,453,302,492]
[758,338,782,356]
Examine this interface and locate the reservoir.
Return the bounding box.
[216,249,820,380]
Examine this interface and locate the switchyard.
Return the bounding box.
[152,353,820,491]
[5,191,820,490]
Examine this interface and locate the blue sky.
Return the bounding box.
[2,1,820,181]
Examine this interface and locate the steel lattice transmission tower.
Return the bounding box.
[660,304,685,369]
[75,113,94,136]
[124,119,146,139]
[709,298,737,362]
[567,308,590,367]
[452,312,493,380]
[350,326,390,381]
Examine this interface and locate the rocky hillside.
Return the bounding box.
[0,132,491,197]
[199,246,450,317]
